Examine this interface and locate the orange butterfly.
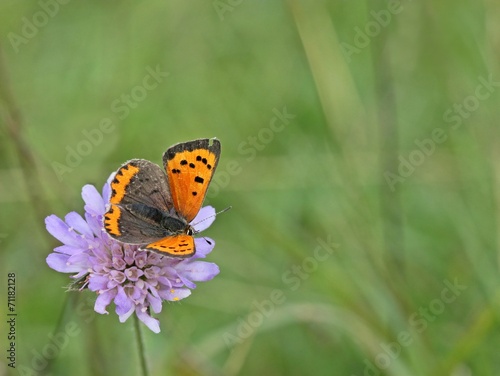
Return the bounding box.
[103,138,220,258]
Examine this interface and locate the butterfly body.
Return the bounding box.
[103,138,220,258]
[122,202,192,235]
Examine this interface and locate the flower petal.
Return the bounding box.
[94,289,116,314]
[54,245,83,256]
[178,261,220,286]
[115,286,134,316]
[158,287,191,301]
[118,306,135,323]
[45,214,88,248]
[102,174,114,204]
[136,306,160,333]
[66,253,91,270]
[64,212,93,238]
[191,206,216,232]
[46,253,83,273]
[125,267,144,281]
[82,184,106,216]
[178,275,196,289]
[193,237,215,259]
[147,293,163,314]
[88,275,110,292]
[84,212,103,237]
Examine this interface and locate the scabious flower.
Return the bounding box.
[46,174,219,333]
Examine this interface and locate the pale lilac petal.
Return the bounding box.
[193,237,215,259]
[158,287,191,301]
[66,253,91,270]
[65,212,93,238]
[146,282,160,298]
[115,286,134,316]
[134,252,148,269]
[136,307,160,333]
[191,206,215,232]
[94,289,116,314]
[85,212,103,237]
[118,306,135,323]
[53,245,83,256]
[125,267,143,281]
[73,269,90,280]
[82,184,105,216]
[147,293,162,314]
[46,254,82,273]
[174,271,196,289]
[156,276,172,289]
[177,261,220,283]
[147,252,162,265]
[124,283,144,302]
[124,246,135,265]
[88,275,110,292]
[109,270,126,284]
[144,266,161,279]
[102,174,114,204]
[45,215,87,248]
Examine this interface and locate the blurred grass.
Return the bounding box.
[1,0,500,375]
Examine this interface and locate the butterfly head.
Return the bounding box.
[185,225,194,236]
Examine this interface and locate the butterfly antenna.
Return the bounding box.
[192,206,232,231]
[216,206,232,215]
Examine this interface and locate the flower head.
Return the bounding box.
[46,175,219,333]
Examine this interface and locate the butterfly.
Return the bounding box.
[103,138,220,258]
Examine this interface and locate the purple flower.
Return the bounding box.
[46,175,219,333]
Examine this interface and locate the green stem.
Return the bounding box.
[134,314,150,376]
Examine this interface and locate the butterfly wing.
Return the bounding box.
[163,138,221,222]
[143,234,195,258]
[109,159,173,211]
[104,159,176,244]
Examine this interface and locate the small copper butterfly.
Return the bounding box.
[103,138,221,258]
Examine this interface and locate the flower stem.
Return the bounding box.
[134,314,150,376]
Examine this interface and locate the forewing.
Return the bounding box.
[109,159,172,211]
[104,159,173,244]
[163,138,220,222]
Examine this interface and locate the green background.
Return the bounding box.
[1,1,499,375]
